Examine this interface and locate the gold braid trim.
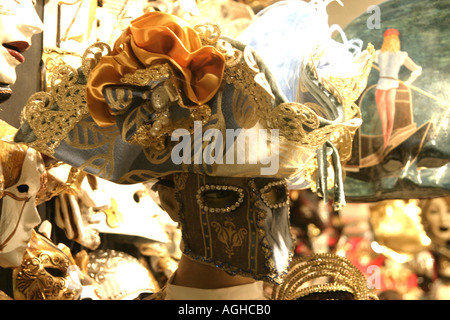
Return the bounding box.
[272,253,379,300]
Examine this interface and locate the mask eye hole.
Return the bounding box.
[17,184,29,193]
[45,267,66,278]
[197,185,245,213]
[260,181,289,209]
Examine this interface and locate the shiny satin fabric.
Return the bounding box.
[87,12,226,127]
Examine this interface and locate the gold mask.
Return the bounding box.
[12,230,82,300]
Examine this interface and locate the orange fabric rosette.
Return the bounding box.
[86,12,226,127]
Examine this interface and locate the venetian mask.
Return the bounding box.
[420,196,450,246]
[0,0,43,101]
[12,230,82,300]
[86,249,158,300]
[51,166,175,249]
[171,172,292,283]
[0,133,45,268]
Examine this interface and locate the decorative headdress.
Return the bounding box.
[272,253,378,300]
[14,4,373,208]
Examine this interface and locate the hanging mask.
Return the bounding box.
[419,196,450,247]
[0,0,43,102]
[369,199,431,261]
[0,121,45,268]
[418,195,450,280]
[12,230,82,300]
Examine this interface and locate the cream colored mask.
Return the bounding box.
[12,230,82,300]
[0,124,45,268]
[420,196,450,246]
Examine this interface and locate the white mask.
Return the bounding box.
[0,0,43,85]
[0,148,44,268]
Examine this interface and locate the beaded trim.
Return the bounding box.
[259,180,289,209]
[196,184,245,213]
[272,253,379,300]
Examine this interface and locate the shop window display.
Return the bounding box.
[0,0,447,304]
[9,0,376,300]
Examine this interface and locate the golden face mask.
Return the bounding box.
[12,230,82,300]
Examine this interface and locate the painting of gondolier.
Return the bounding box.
[375,28,422,152]
[342,0,450,202]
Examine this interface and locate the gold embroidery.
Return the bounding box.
[20,66,87,156]
[120,63,172,87]
[211,217,248,259]
[20,42,111,157]
[81,42,111,77]
[224,46,274,120]
[173,172,189,191]
[194,21,221,46]
[119,62,213,151]
[66,117,118,180]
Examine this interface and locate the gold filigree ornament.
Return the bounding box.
[118,62,212,151]
[42,47,82,91]
[272,253,378,300]
[13,230,82,300]
[194,20,222,46]
[299,44,375,199]
[19,42,112,157]
[211,217,248,259]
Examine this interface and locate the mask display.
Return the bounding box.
[12,230,82,300]
[48,163,174,250]
[0,120,45,268]
[10,2,373,300]
[14,9,371,205]
[173,173,291,283]
[0,0,43,102]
